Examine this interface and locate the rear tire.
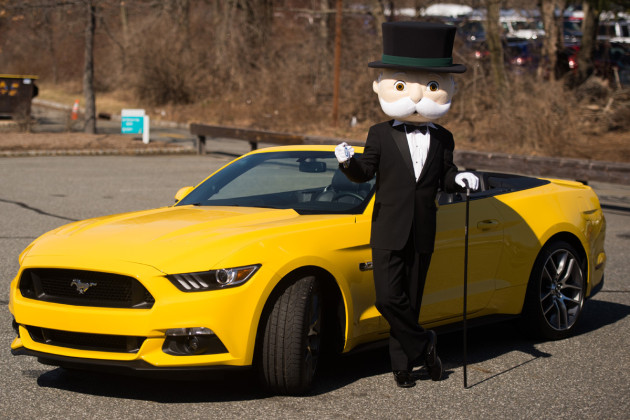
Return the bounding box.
[522,240,586,340]
[258,276,321,395]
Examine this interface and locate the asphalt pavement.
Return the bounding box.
[0,154,629,419]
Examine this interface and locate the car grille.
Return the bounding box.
[25,325,146,353]
[19,268,155,309]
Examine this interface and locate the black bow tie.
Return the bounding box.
[404,124,429,134]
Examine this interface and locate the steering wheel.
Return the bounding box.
[333,192,364,203]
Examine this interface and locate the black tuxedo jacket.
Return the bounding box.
[341,120,459,253]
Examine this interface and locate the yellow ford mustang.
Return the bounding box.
[9,145,605,395]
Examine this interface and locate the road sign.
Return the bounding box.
[121,109,150,144]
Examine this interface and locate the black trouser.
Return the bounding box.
[372,232,433,372]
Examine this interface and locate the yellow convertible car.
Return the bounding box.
[9,145,606,395]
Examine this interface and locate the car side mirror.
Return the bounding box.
[174,186,194,203]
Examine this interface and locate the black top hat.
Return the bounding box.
[368,21,466,73]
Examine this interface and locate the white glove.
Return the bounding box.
[455,172,479,190]
[335,142,354,164]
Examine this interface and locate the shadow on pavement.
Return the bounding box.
[32,298,629,400]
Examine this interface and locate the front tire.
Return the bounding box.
[258,276,321,395]
[523,240,586,340]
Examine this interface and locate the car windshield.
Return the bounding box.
[176,150,376,215]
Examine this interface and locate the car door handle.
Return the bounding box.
[477,219,500,230]
[359,261,374,271]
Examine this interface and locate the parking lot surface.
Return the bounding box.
[1,155,628,419]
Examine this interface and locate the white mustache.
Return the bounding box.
[378,96,451,120]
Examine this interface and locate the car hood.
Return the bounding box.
[24,205,333,272]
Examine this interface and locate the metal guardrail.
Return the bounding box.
[455,150,630,185]
[190,123,630,185]
[189,123,356,155]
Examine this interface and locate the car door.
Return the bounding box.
[419,190,505,324]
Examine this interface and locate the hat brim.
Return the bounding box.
[368,60,467,73]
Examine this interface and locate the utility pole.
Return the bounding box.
[332,0,342,127]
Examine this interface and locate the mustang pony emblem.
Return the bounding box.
[70,279,97,294]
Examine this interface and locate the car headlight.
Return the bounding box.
[166,264,260,292]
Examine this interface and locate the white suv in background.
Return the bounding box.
[598,20,630,44]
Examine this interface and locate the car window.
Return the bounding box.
[598,25,611,36]
[177,151,376,215]
[514,22,528,30]
[564,21,581,32]
[437,172,550,206]
[211,156,335,199]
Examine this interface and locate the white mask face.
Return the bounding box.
[373,69,455,123]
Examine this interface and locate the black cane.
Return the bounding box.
[463,180,471,389]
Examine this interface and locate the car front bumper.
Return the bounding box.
[9,255,271,370]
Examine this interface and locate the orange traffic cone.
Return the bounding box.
[71,99,80,120]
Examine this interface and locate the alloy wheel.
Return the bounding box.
[539,248,584,332]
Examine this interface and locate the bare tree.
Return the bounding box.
[553,0,567,76]
[538,0,562,80]
[40,9,60,83]
[332,0,342,126]
[163,0,191,45]
[575,0,603,84]
[367,0,387,40]
[4,0,99,133]
[83,0,96,134]
[98,1,128,73]
[572,0,630,85]
[241,0,274,65]
[484,0,506,94]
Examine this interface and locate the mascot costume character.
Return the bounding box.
[335,21,479,388]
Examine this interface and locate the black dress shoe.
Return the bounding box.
[427,355,443,381]
[425,330,437,367]
[393,370,416,388]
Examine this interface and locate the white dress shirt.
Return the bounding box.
[393,120,435,180]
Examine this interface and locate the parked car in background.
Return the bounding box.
[459,18,545,42]
[505,39,540,73]
[501,17,545,40]
[597,20,630,44]
[594,41,630,85]
[564,19,583,46]
[459,19,486,42]
[565,41,630,87]
[463,36,540,75]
